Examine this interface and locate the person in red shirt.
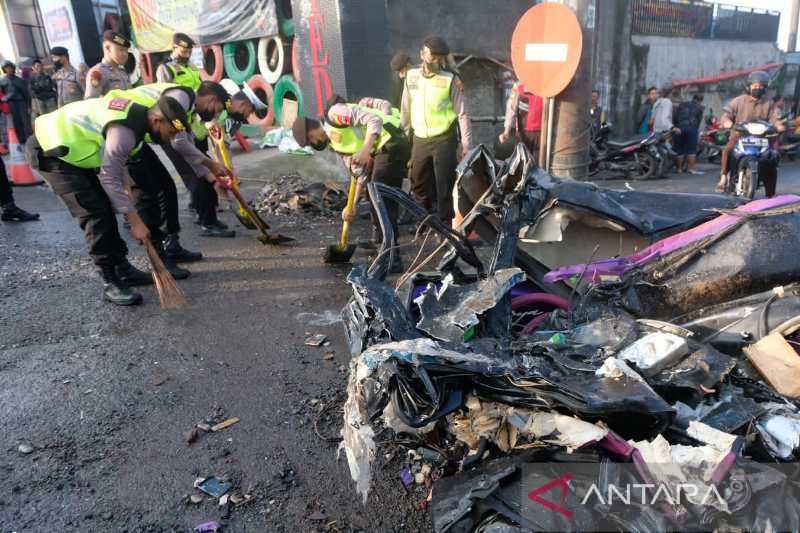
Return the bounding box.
[499,81,544,152]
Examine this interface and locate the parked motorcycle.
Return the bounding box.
[697,127,729,163]
[723,120,780,199]
[589,123,662,180]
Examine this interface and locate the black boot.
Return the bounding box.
[155,242,191,280]
[199,224,235,238]
[100,267,143,306]
[164,233,203,263]
[1,203,39,222]
[116,260,154,286]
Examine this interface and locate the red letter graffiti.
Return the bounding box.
[307,0,333,116]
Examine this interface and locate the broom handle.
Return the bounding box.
[340,176,357,249]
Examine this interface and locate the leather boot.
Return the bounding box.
[1,203,39,222]
[116,259,153,286]
[100,267,143,306]
[164,233,203,263]
[154,242,190,280]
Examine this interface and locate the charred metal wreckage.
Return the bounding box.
[339,144,800,532]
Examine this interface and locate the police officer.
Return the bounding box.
[156,33,201,91]
[292,95,409,272]
[109,82,236,251]
[85,31,131,99]
[400,36,472,226]
[155,33,233,237]
[50,46,84,108]
[0,60,31,143]
[28,94,193,305]
[1,161,38,222]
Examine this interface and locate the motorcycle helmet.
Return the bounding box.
[746,71,769,98]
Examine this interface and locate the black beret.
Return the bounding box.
[390,53,411,72]
[173,33,195,48]
[50,46,69,56]
[103,30,130,48]
[422,36,449,55]
[157,95,190,133]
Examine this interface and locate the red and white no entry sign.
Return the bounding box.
[510,3,583,97]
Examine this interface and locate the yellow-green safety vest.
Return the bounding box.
[324,105,402,155]
[34,96,149,169]
[405,67,458,138]
[166,60,202,92]
[107,82,207,140]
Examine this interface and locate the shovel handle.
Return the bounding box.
[340,176,358,249]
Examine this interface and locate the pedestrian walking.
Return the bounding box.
[29,59,57,121]
[292,95,410,272]
[84,31,131,99]
[499,80,544,153]
[50,46,84,108]
[28,94,204,305]
[636,86,659,134]
[673,91,705,174]
[400,36,472,226]
[0,60,31,143]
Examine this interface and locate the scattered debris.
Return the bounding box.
[255,176,346,218]
[335,143,800,530]
[184,427,200,444]
[195,476,232,498]
[193,521,221,533]
[304,334,328,347]
[307,510,327,521]
[322,351,335,360]
[211,417,240,432]
[17,442,34,454]
[189,494,204,505]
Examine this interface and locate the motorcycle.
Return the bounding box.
[723,120,780,199]
[589,122,662,180]
[697,127,729,163]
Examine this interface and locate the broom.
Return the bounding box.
[143,240,187,309]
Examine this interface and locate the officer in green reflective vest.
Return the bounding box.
[400,36,472,227]
[156,33,202,91]
[292,95,410,272]
[110,81,238,244]
[27,94,192,306]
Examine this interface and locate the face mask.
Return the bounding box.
[53,59,63,69]
[229,111,246,123]
[751,87,766,98]
[149,127,164,144]
[311,140,329,151]
[424,60,441,73]
[198,108,216,122]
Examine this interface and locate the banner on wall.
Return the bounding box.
[127,0,278,52]
[38,0,85,65]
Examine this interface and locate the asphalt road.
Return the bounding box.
[2,151,800,532]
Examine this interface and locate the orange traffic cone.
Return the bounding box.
[7,123,41,186]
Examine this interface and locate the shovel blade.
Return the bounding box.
[323,243,357,264]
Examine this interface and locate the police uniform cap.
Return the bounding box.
[103,30,130,49]
[422,36,449,56]
[173,33,195,49]
[292,117,311,147]
[50,46,69,57]
[157,95,191,132]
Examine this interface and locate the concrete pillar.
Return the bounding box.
[549,0,596,180]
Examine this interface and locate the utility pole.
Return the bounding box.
[548,0,596,180]
[789,0,800,52]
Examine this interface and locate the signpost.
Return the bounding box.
[510,1,593,178]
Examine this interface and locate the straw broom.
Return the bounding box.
[143,239,187,309]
